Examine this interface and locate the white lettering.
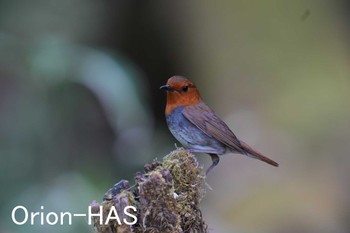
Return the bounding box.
[40,206,44,225]
[11,205,137,226]
[105,206,121,225]
[46,212,59,225]
[88,205,103,225]
[12,206,28,225]
[61,212,72,225]
[123,206,137,225]
[30,211,40,225]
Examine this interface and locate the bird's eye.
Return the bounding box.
[182,85,189,92]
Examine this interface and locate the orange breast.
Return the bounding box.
[165,90,201,115]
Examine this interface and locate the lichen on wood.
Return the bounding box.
[90,149,208,233]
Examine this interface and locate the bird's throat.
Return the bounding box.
[165,91,201,116]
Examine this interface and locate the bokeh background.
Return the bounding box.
[1,1,350,233]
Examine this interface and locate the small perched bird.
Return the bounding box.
[160,76,278,174]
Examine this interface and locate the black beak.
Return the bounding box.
[160,84,174,91]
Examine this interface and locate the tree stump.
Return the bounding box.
[90,149,208,233]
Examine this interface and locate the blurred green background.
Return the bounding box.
[1,1,349,233]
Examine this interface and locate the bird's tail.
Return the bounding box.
[240,141,279,167]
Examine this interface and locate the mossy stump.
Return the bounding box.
[90,149,208,233]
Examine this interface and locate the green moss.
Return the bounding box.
[91,149,208,233]
[163,149,207,232]
[138,169,182,232]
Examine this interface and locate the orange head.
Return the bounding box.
[160,76,202,115]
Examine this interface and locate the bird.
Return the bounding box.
[160,75,278,174]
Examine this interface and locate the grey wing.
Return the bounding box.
[182,102,244,153]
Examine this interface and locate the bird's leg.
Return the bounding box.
[206,154,220,175]
[185,148,222,154]
[183,149,221,175]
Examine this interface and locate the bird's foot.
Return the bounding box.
[206,154,220,175]
[183,149,221,175]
